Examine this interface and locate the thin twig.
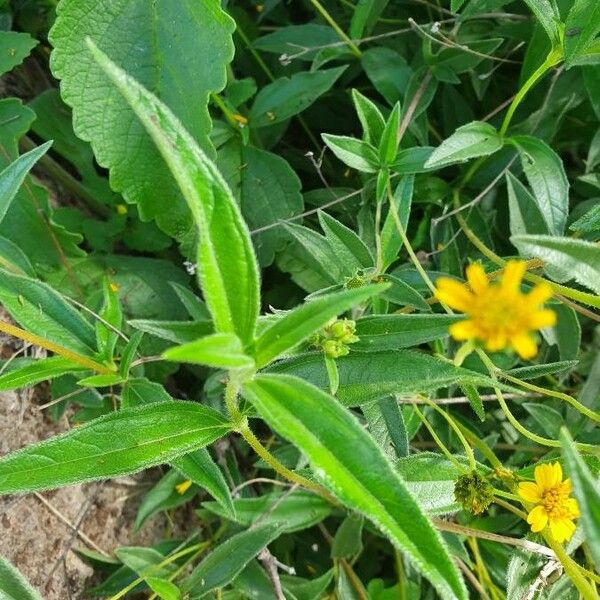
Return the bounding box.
[259,548,286,600]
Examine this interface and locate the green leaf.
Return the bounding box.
[146,577,182,600]
[506,361,579,380]
[203,490,331,533]
[243,374,467,600]
[0,268,97,355]
[511,234,600,295]
[380,175,414,270]
[560,428,600,569]
[87,42,261,346]
[128,320,213,344]
[563,0,600,68]
[318,211,374,270]
[570,202,600,233]
[183,524,283,598]
[252,284,388,368]
[96,279,122,363]
[378,102,401,165]
[350,0,390,38]
[523,403,564,438]
[460,384,485,421]
[49,0,235,247]
[267,349,508,407]
[0,402,230,494]
[0,357,84,392]
[424,122,503,169]
[134,469,197,532]
[391,147,435,174]
[0,31,38,76]
[332,513,364,559]
[361,47,412,106]
[249,67,347,127]
[281,570,334,600]
[353,314,461,351]
[172,449,235,519]
[508,136,569,235]
[164,333,254,369]
[253,25,339,62]
[381,274,430,312]
[121,378,173,408]
[321,134,379,173]
[218,141,303,267]
[0,555,42,600]
[521,0,561,44]
[377,396,409,457]
[0,141,52,226]
[352,89,385,145]
[506,171,550,237]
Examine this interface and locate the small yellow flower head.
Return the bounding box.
[116,204,128,215]
[435,260,556,359]
[175,479,193,495]
[109,282,119,293]
[518,462,580,543]
[454,470,494,515]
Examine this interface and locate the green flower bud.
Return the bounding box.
[322,339,349,359]
[329,318,358,344]
[454,471,494,515]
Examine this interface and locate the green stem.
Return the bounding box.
[309,0,362,57]
[0,319,114,374]
[545,536,599,600]
[499,49,562,136]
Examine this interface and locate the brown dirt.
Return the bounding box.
[0,380,188,599]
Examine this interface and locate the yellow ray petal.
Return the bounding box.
[449,319,477,341]
[485,334,507,352]
[502,260,527,291]
[526,282,553,306]
[566,498,580,518]
[511,333,538,359]
[534,463,560,489]
[527,505,548,532]
[529,309,557,329]
[549,518,576,543]
[518,481,542,503]
[466,263,489,294]
[435,278,474,312]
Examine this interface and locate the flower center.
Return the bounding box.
[469,287,523,335]
[541,486,571,518]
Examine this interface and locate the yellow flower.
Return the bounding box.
[434,260,556,359]
[175,479,193,495]
[518,462,580,543]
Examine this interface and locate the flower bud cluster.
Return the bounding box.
[313,318,359,358]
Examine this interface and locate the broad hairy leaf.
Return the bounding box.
[352,89,385,145]
[424,121,502,169]
[508,136,569,235]
[321,134,379,173]
[506,171,549,237]
[0,268,97,356]
[563,0,600,68]
[49,0,235,248]
[511,234,600,295]
[183,524,283,598]
[268,349,504,406]
[243,374,467,600]
[520,0,561,45]
[0,402,230,494]
[350,0,390,38]
[163,333,254,369]
[252,284,388,368]
[88,42,261,346]
[0,142,52,225]
[0,555,42,600]
[560,429,600,569]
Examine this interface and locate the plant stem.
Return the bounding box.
[309,0,362,57]
[545,535,599,600]
[499,49,561,136]
[0,320,114,374]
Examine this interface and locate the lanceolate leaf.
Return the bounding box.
[183,524,284,598]
[511,235,600,295]
[508,136,569,235]
[0,268,97,356]
[424,122,502,169]
[163,333,254,369]
[563,0,600,68]
[520,0,561,45]
[268,349,504,406]
[49,0,235,248]
[0,357,85,392]
[243,374,467,600]
[88,42,260,346]
[0,141,52,225]
[0,402,230,494]
[252,284,389,368]
[560,429,600,569]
